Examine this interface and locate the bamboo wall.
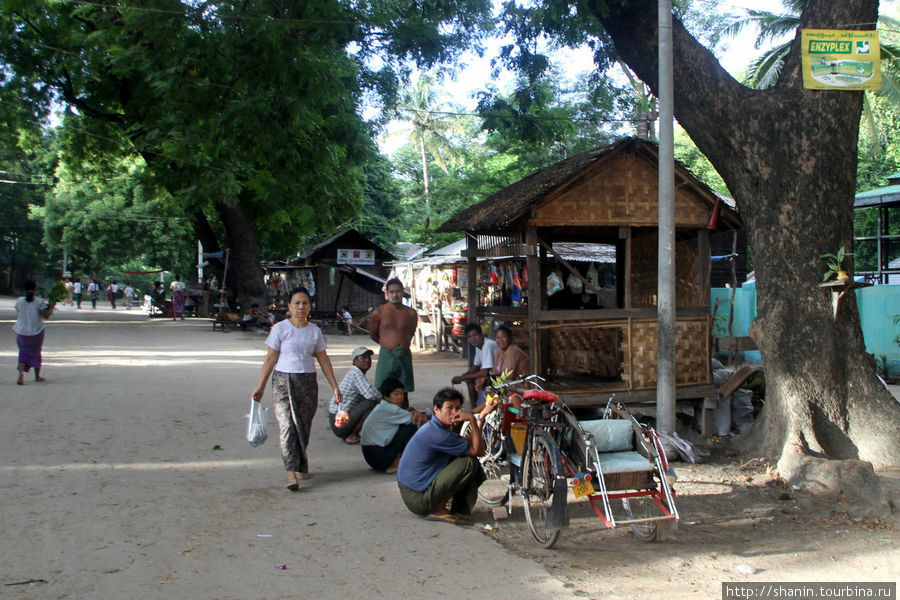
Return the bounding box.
[630,234,702,308]
[531,154,711,228]
[537,315,711,390]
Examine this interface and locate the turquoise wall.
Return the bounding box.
[710,283,900,372]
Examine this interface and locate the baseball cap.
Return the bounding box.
[351,346,374,360]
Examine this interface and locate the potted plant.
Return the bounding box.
[820,247,853,283]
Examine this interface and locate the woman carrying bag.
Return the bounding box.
[251,286,342,490]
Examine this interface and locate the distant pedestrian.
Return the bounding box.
[88,279,100,309]
[124,283,135,310]
[73,280,83,309]
[64,278,74,306]
[107,280,118,309]
[170,276,186,320]
[14,280,54,385]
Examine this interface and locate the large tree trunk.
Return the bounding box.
[591,0,899,499]
[215,200,266,308]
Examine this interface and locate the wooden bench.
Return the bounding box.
[212,312,240,331]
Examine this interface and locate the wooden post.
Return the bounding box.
[621,227,632,309]
[466,234,478,363]
[525,225,542,375]
[697,228,710,302]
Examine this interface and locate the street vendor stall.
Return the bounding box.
[437,137,742,433]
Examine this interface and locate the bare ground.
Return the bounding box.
[479,445,898,599]
[1,300,897,599]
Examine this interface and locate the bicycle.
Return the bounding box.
[469,376,679,549]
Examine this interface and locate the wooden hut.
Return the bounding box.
[278,228,396,319]
[438,138,742,427]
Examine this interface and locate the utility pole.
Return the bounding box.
[657,0,676,434]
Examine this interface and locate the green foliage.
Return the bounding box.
[820,246,853,281]
[0,0,493,295]
[673,127,730,195]
[47,280,67,304]
[0,128,58,290]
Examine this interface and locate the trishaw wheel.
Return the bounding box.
[522,434,562,548]
[622,496,661,542]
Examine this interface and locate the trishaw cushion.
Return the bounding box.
[596,451,652,474]
[580,419,633,452]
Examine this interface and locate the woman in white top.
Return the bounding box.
[14,280,54,385]
[251,286,343,490]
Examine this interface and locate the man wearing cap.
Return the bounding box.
[329,346,382,444]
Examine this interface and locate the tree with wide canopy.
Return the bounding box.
[0,0,491,303]
[588,0,899,498]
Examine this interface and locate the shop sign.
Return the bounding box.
[337,248,375,265]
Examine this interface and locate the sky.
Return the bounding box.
[378,0,898,154]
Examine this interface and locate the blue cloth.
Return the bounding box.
[396,415,470,492]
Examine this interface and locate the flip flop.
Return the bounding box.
[425,513,463,525]
[452,513,473,522]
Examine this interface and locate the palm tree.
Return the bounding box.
[394,74,465,228]
[720,1,899,147]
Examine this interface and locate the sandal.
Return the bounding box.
[286,472,300,490]
[425,513,463,525]
[344,434,361,445]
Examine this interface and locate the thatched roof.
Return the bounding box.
[437,137,738,233]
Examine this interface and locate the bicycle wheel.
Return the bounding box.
[521,432,562,548]
[622,494,665,542]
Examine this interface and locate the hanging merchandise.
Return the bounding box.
[488,264,499,286]
[521,263,528,289]
[511,264,522,306]
[585,262,599,292]
[566,270,584,294]
[546,271,563,295]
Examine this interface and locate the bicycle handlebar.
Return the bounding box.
[486,374,546,394]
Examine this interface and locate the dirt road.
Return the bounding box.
[1,299,896,599]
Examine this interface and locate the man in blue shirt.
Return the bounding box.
[396,387,486,524]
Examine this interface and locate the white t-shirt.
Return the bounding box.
[13,296,46,336]
[474,338,498,370]
[73,282,83,294]
[265,320,327,373]
[170,281,185,292]
[124,286,135,298]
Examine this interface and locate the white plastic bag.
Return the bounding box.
[247,399,268,447]
[546,271,563,295]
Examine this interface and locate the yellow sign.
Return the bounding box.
[801,29,881,90]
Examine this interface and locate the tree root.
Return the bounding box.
[777,445,895,518]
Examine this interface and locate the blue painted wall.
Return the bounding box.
[710,283,900,373]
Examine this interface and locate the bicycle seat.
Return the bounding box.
[523,389,558,403]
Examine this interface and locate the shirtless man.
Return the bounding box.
[370,278,418,393]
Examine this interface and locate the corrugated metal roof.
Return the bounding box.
[855,184,900,208]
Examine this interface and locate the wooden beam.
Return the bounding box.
[526,225,542,375]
